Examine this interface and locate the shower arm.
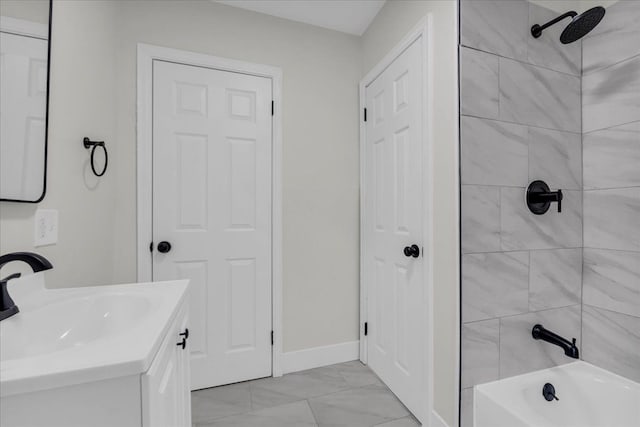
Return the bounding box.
[531,11,578,38]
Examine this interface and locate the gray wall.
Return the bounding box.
[1,1,119,287]
[581,0,640,383]
[0,0,49,24]
[108,0,363,354]
[1,0,363,354]
[459,1,583,425]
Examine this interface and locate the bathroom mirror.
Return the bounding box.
[0,0,51,202]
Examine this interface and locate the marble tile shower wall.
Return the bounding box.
[459,1,582,425]
[581,0,640,385]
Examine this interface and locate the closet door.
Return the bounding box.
[363,38,429,422]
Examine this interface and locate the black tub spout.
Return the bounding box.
[532,324,579,359]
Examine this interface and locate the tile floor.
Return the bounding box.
[191,361,420,427]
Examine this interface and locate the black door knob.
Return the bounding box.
[157,241,172,253]
[403,244,420,258]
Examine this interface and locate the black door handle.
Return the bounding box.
[157,241,172,253]
[176,328,189,349]
[403,245,420,258]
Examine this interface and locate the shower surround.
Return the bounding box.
[581,0,640,387]
[459,1,640,426]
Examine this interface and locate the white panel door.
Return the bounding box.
[364,39,427,422]
[0,31,47,200]
[153,60,272,390]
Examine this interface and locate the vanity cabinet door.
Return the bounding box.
[176,305,192,426]
[142,304,190,427]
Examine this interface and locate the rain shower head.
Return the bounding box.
[560,6,606,43]
[531,6,606,44]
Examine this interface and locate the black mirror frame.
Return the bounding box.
[0,0,53,203]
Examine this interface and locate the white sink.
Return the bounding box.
[1,294,151,361]
[0,274,189,397]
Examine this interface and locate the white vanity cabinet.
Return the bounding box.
[142,303,191,427]
[0,280,191,427]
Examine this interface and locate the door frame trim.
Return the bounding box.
[359,16,434,423]
[136,43,284,377]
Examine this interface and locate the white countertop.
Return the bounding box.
[0,275,189,397]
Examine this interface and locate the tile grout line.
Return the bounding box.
[583,186,640,192]
[583,303,640,320]
[248,381,255,411]
[460,44,582,77]
[582,51,640,77]
[305,382,413,426]
[194,365,385,426]
[582,247,640,254]
[582,118,640,135]
[461,113,582,135]
[463,302,584,327]
[580,39,585,359]
[305,398,320,426]
[463,247,584,256]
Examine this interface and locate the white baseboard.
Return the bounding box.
[430,410,450,427]
[281,340,360,374]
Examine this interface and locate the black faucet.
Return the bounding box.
[0,252,53,321]
[532,324,579,359]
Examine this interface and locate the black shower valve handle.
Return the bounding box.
[526,181,563,215]
[556,189,563,213]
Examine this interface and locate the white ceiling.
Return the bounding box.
[214,0,386,36]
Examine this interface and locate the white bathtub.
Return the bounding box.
[474,361,640,427]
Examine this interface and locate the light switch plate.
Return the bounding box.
[34,209,58,247]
